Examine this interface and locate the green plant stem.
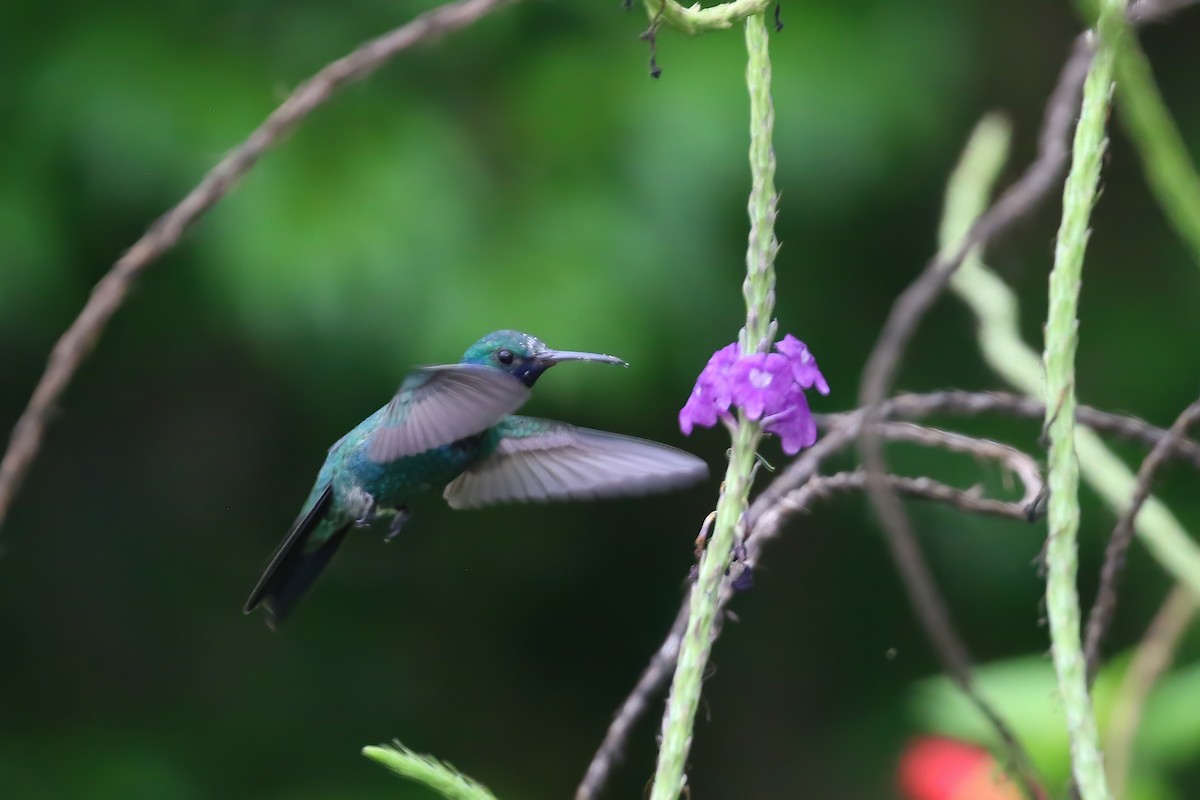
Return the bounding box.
[1042,1,1123,795]
[650,421,762,800]
[363,743,498,800]
[649,11,778,800]
[942,119,1200,599]
[740,9,778,352]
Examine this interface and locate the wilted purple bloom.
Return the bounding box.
[679,334,829,455]
[730,564,754,592]
[679,343,739,435]
[774,334,830,395]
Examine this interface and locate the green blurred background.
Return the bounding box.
[3,1,1200,797]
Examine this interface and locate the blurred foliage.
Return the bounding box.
[2,1,1200,798]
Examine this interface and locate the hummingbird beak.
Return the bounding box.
[535,349,628,368]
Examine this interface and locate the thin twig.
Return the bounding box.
[828,391,1200,471]
[865,422,1043,508]
[1104,585,1200,798]
[0,0,516,532]
[751,470,1038,552]
[575,604,691,800]
[1084,398,1200,683]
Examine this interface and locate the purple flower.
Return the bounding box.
[774,334,829,395]
[679,343,739,435]
[679,333,829,454]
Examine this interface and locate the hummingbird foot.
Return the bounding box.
[344,485,379,528]
[384,508,411,543]
[353,499,378,528]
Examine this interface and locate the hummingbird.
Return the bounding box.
[244,330,709,626]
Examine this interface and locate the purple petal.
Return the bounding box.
[773,333,806,360]
[730,353,792,420]
[699,343,739,408]
[775,334,830,395]
[679,385,719,435]
[765,386,818,455]
[679,343,740,435]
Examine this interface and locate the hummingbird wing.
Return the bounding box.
[368,364,532,462]
[442,416,708,509]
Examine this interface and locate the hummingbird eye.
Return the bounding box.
[497,349,514,365]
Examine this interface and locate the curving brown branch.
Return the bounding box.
[1084,397,1200,684]
[867,422,1043,507]
[750,469,1037,548]
[848,391,1200,470]
[0,0,516,532]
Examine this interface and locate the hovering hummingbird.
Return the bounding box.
[244,330,709,626]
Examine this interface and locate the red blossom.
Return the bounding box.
[898,737,1042,800]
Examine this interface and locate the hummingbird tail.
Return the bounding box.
[244,484,350,627]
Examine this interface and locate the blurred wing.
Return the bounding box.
[368,364,531,463]
[442,416,708,509]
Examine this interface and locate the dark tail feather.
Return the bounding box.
[244,485,349,627]
[258,525,351,627]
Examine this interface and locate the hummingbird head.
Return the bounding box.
[461,330,627,387]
